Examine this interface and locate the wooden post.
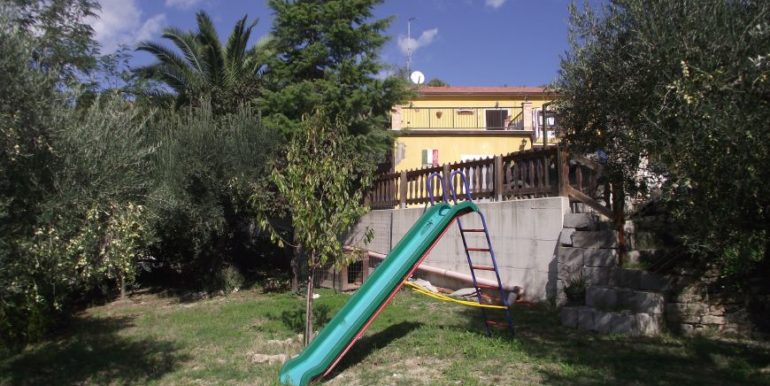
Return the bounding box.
[442,163,451,200]
[493,155,503,201]
[399,170,407,208]
[557,145,570,197]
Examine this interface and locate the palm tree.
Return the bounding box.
[135,11,271,113]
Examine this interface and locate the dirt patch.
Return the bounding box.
[327,356,445,386]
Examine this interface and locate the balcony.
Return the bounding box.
[397,106,526,130]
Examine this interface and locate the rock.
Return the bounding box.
[586,286,618,309]
[639,271,667,292]
[559,228,576,246]
[594,311,615,333]
[412,278,438,293]
[701,315,725,325]
[572,230,618,249]
[679,323,695,335]
[619,289,664,314]
[560,306,579,328]
[557,247,584,280]
[266,338,295,346]
[251,353,287,364]
[615,268,642,289]
[635,313,661,336]
[563,213,596,230]
[583,266,612,286]
[583,249,618,267]
[578,307,595,331]
[450,287,479,299]
[611,313,634,334]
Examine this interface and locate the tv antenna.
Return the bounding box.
[406,17,416,75]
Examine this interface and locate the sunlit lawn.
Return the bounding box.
[2,287,769,385]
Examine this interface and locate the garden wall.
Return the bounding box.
[345,197,570,301]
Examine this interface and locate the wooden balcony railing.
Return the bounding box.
[369,146,609,213]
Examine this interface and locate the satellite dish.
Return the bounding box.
[410,70,425,85]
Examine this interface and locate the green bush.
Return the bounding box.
[556,1,770,283]
[145,103,281,290]
[0,13,157,349]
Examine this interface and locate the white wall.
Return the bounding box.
[347,197,569,301]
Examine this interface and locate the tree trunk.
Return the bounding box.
[303,266,316,347]
[119,272,126,300]
[290,228,301,293]
[612,181,627,265]
[291,247,300,293]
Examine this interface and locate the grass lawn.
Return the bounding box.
[2,287,769,386]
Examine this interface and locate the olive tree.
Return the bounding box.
[556,0,770,281]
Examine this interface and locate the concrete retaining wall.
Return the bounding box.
[346,197,570,301]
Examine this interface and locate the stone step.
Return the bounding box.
[586,286,664,314]
[561,306,662,336]
[613,268,669,292]
[571,230,618,249]
[563,213,597,230]
[559,229,618,248]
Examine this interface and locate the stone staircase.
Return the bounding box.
[556,212,668,336]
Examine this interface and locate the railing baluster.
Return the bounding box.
[528,159,535,196]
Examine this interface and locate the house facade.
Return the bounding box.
[390,86,557,171]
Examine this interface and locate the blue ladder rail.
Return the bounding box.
[425,171,515,335]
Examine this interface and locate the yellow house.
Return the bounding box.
[391,86,557,171]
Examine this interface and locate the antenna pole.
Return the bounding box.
[407,17,415,76]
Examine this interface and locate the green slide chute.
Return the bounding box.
[279,201,478,385]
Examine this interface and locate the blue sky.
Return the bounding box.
[88,0,590,87]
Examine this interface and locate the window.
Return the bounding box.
[485,109,508,130]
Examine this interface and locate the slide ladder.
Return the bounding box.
[426,171,514,335]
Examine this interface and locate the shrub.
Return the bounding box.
[556,0,770,283]
[145,103,281,290]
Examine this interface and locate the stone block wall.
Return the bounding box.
[664,268,766,337]
[555,213,618,305]
[557,212,668,336]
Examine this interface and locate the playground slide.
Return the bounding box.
[279,201,479,386]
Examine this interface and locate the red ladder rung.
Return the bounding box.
[471,265,495,271]
[475,283,499,289]
[461,228,485,232]
[466,248,491,252]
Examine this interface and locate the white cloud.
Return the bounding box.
[164,0,205,9]
[485,0,507,8]
[87,0,166,53]
[136,14,167,43]
[397,28,439,56]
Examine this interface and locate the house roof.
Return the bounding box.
[416,86,553,97]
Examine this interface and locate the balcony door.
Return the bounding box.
[485,109,508,130]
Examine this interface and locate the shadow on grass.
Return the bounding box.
[325,321,423,381]
[271,304,333,334]
[0,315,188,386]
[462,305,770,385]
